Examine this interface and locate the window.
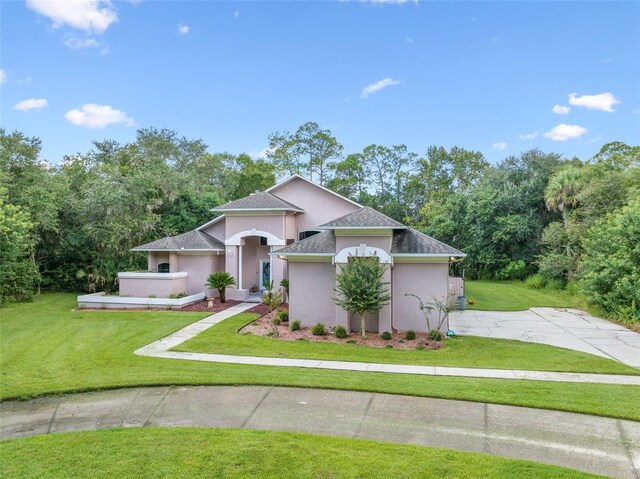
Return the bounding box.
[298,230,321,241]
[259,236,268,246]
[157,263,170,273]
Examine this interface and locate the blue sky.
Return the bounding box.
[1,0,639,165]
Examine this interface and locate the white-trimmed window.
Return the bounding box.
[298,230,321,241]
[158,262,170,273]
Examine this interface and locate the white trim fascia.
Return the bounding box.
[321,226,407,230]
[212,207,304,213]
[118,272,188,279]
[131,249,224,253]
[391,253,467,258]
[196,214,225,231]
[266,174,363,208]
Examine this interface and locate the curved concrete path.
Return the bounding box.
[134,303,640,385]
[1,386,639,478]
[450,307,640,368]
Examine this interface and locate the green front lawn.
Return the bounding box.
[2,293,639,420]
[0,428,603,479]
[465,280,587,311]
[177,312,638,375]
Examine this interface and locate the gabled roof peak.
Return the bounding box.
[212,191,304,212]
[319,206,407,229]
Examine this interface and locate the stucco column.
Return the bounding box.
[169,252,179,273]
[238,244,244,290]
[334,264,350,330]
[379,266,392,333]
[147,252,156,272]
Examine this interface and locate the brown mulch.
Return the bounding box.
[179,298,241,312]
[240,309,444,350]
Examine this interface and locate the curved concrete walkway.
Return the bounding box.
[1,386,638,478]
[134,303,640,385]
[450,307,640,368]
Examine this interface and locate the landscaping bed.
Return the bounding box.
[179,298,241,312]
[241,307,444,350]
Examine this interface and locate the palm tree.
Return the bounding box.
[205,272,235,303]
[544,166,581,260]
[544,166,582,227]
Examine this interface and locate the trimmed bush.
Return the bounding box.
[405,330,416,340]
[333,326,348,339]
[384,344,394,349]
[277,310,289,322]
[311,323,326,336]
[381,331,392,340]
[346,339,356,344]
[290,320,301,331]
[429,329,443,341]
[272,317,281,326]
[415,345,425,351]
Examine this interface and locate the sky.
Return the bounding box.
[1,0,639,165]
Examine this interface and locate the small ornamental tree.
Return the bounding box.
[334,256,390,339]
[205,272,235,303]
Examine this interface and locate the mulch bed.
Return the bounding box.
[240,308,444,350]
[179,298,241,312]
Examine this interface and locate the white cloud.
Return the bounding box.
[64,103,134,128]
[492,142,507,151]
[360,78,401,98]
[518,132,538,140]
[568,92,620,112]
[552,104,570,115]
[253,147,275,159]
[26,0,117,33]
[0,69,6,84]
[404,36,414,43]
[13,98,48,111]
[543,124,587,141]
[234,10,240,19]
[177,23,190,35]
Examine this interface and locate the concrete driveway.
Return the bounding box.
[2,386,639,478]
[450,307,640,368]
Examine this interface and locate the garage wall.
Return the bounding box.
[288,261,336,328]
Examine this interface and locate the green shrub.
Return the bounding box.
[290,320,301,331]
[566,280,579,295]
[497,259,527,280]
[405,330,416,340]
[333,326,348,338]
[277,310,289,322]
[311,323,326,336]
[384,344,393,349]
[415,345,424,351]
[524,274,546,289]
[346,339,356,344]
[545,278,565,291]
[428,329,443,341]
[381,331,392,340]
[272,317,281,326]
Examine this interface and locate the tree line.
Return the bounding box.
[1,124,638,322]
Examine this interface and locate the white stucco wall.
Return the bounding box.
[288,261,336,328]
[392,262,449,333]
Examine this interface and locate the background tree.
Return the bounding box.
[334,257,391,339]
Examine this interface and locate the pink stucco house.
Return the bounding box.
[111,175,465,332]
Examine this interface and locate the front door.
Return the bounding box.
[259,260,271,290]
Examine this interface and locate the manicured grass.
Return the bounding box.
[177,312,639,375]
[465,280,587,311]
[2,294,639,421]
[0,428,603,479]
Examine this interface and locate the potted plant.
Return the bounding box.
[250,284,259,293]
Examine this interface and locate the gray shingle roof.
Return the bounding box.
[391,229,464,256]
[319,207,407,229]
[213,192,304,212]
[132,230,225,251]
[274,231,336,255]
